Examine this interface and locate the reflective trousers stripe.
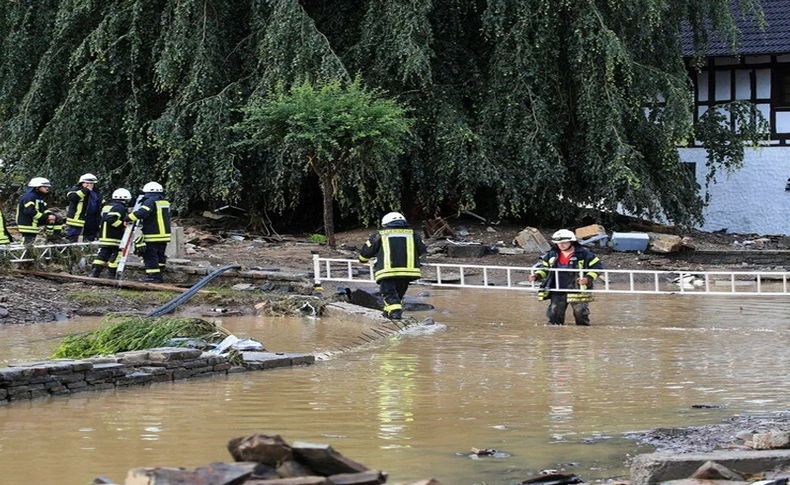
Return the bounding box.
[383,303,402,312]
[66,218,85,227]
[144,235,171,242]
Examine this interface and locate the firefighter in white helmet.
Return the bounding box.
[358,211,427,319]
[125,182,171,283]
[527,229,603,325]
[15,177,58,244]
[65,173,103,242]
[89,188,133,279]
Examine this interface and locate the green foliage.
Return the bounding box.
[51,315,230,359]
[0,0,766,228]
[234,78,412,244]
[695,101,769,192]
[308,233,328,244]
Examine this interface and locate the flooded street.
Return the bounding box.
[0,289,788,484]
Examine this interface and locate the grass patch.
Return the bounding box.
[51,315,230,359]
[66,288,179,307]
[191,286,267,305]
[66,289,116,306]
[308,233,327,244]
[116,289,178,304]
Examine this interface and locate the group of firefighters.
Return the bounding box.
[0,174,172,283]
[2,174,602,324]
[359,212,603,325]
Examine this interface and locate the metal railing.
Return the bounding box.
[313,255,790,297]
[0,242,98,263]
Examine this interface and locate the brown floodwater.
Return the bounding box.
[0,289,788,485]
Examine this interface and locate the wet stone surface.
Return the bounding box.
[626,412,790,454]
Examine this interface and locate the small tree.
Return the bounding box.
[234,78,412,247]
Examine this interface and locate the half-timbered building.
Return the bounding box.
[681,2,790,234]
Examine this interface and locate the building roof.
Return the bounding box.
[681,0,790,56]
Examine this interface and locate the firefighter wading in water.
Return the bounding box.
[126,182,171,283]
[359,212,427,320]
[528,229,603,326]
[89,188,132,279]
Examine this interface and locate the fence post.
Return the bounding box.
[312,253,322,289]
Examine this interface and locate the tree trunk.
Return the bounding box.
[320,176,336,247]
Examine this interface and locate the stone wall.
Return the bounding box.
[0,348,314,404]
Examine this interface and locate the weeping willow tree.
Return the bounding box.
[0,0,767,228]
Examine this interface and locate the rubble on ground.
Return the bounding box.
[102,433,441,485]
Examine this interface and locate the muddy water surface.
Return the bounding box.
[0,290,788,484]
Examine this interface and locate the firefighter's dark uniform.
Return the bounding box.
[0,211,12,245]
[534,243,602,325]
[65,184,103,242]
[126,193,171,282]
[359,220,427,319]
[15,188,60,244]
[89,200,128,278]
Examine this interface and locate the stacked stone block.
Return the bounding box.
[0,349,314,404]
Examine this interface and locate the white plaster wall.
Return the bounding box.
[678,147,790,235]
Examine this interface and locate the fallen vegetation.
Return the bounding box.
[51,316,230,359]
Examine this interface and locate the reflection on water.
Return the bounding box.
[0,290,788,484]
[375,353,417,446]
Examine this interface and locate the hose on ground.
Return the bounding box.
[147,264,241,317]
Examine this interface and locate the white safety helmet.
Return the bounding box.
[28,177,52,188]
[142,181,163,193]
[551,229,577,244]
[381,211,406,226]
[111,188,132,201]
[79,173,98,184]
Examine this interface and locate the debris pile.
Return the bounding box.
[101,433,441,484]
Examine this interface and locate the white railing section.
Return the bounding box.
[313,255,790,297]
[0,242,98,263]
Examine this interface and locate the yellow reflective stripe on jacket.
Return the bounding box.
[586,271,598,280]
[155,200,169,236]
[374,268,421,280]
[406,232,415,268]
[358,255,370,263]
[0,213,9,244]
[381,233,391,272]
[588,257,600,267]
[106,212,123,227]
[66,190,86,226]
[383,303,402,312]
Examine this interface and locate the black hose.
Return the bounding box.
[146,264,242,317]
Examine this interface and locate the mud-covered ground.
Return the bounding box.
[2,218,789,325]
[625,411,790,453]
